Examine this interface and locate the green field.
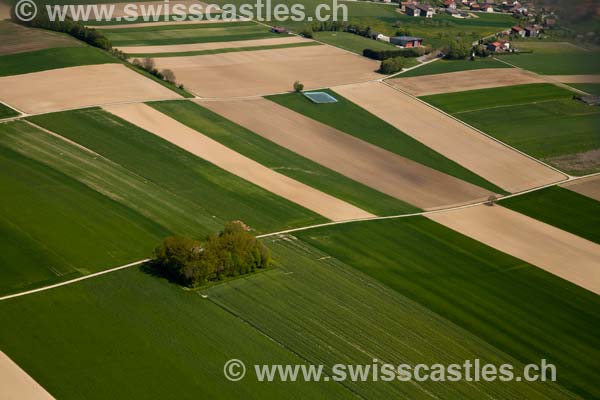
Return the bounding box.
[420,83,600,174]
[28,109,326,233]
[150,100,417,216]
[0,236,575,398]
[500,186,600,244]
[0,103,19,118]
[398,57,511,77]
[0,122,169,295]
[568,83,600,96]
[499,41,600,75]
[313,31,396,54]
[103,21,277,46]
[0,267,348,399]
[267,90,506,194]
[0,46,115,76]
[296,217,600,399]
[127,40,320,58]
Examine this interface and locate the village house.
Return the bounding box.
[399,0,416,12]
[524,25,540,37]
[390,35,423,48]
[470,3,480,11]
[443,0,457,10]
[486,40,510,52]
[511,25,526,37]
[481,3,494,12]
[405,4,434,17]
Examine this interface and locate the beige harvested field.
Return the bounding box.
[549,75,600,83]
[333,82,566,193]
[91,18,244,29]
[103,103,374,221]
[153,45,380,97]
[73,1,215,18]
[562,175,600,202]
[0,21,79,56]
[0,64,181,114]
[428,205,600,295]
[202,98,492,210]
[120,36,311,54]
[387,68,546,96]
[0,2,11,20]
[0,351,53,399]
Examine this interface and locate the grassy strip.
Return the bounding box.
[296,217,600,399]
[421,83,600,172]
[420,83,574,114]
[500,50,600,75]
[0,124,169,295]
[0,46,114,76]
[500,186,600,244]
[267,90,506,194]
[101,20,256,33]
[313,31,396,54]
[568,83,600,96]
[0,267,349,399]
[150,100,418,216]
[112,32,278,46]
[397,57,511,77]
[127,40,320,58]
[0,103,19,119]
[28,109,327,233]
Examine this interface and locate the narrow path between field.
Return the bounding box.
[2,170,598,302]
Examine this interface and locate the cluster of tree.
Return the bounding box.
[151,222,271,287]
[131,58,180,87]
[444,40,472,59]
[12,7,111,50]
[363,47,428,61]
[379,57,404,74]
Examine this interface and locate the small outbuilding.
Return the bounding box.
[390,35,423,48]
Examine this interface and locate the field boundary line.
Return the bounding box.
[3,171,600,302]
[0,259,150,301]
[493,57,591,96]
[378,80,571,180]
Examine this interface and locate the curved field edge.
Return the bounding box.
[295,217,600,399]
[266,90,507,195]
[149,100,419,216]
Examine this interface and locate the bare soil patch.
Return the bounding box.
[428,205,600,295]
[0,351,53,399]
[562,175,600,202]
[0,2,11,20]
[546,149,600,175]
[103,102,374,221]
[549,75,600,83]
[333,82,565,193]
[0,21,79,56]
[387,68,546,96]
[202,98,492,210]
[153,45,380,97]
[0,64,181,114]
[120,36,310,54]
